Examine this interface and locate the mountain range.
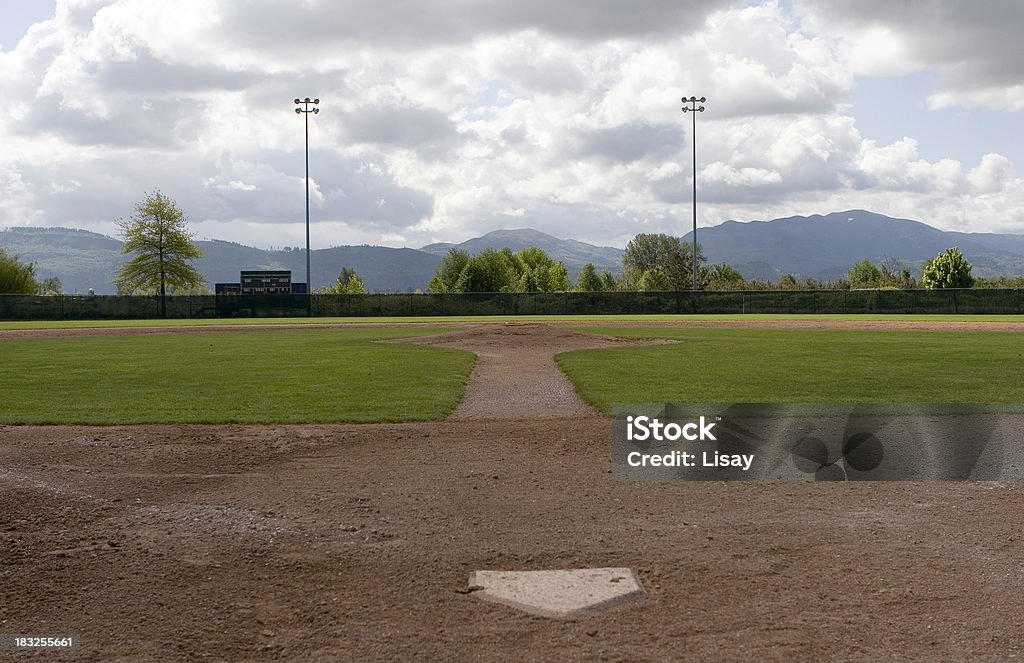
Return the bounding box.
[2,210,1024,294]
[686,210,1024,281]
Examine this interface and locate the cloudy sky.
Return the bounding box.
[1,0,1022,250]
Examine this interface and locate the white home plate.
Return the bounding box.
[468,568,645,619]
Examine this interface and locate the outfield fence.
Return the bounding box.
[2,288,1024,320]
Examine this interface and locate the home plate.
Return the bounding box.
[468,568,645,619]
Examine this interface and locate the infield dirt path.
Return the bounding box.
[399,323,671,420]
[2,320,1024,661]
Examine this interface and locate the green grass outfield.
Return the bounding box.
[557,326,1024,412]
[2,313,1024,331]
[0,328,474,425]
[4,316,1024,425]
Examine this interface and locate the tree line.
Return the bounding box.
[422,233,994,293]
[0,192,1019,295]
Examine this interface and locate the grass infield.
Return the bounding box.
[0,328,474,425]
[558,326,1024,412]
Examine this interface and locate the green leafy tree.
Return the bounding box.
[847,259,883,289]
[702,263,745,291]
[847,257,915,289]
[540,261,570,291]
[600,270,618,291]
[38,276,63,295]
[880,257,915,289]
[504,247,567,292]
[427,245,570,293]
[777,274,798,290]
[920,247,974,289]
[0,248,39,294]
[427,249,472,293]
[322,267,367,294]
[514,246,547,281]
[799,276,847,290]
[114,191,205,316]
[623,234,706,290]
[635,265,675,291]
[458,248,518,292]
[746,278,773,290]
[575,263,603,291]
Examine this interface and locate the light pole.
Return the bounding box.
[681,95,705,291]
[295,96,319,314]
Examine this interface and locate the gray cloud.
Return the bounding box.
[574,122,684,163]
[247,70,355,113]
[19,94,205,148]
[96,49,257,93]
[311,151,434,227]
[59,0,112,32]
[194,148,435,230]
[800,0,1024,99]
[500,125,527,144]
[340,105,459,148]
[220,0,730,49]
[11,142,433,234]
[493,56,586,94]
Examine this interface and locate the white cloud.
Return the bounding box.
[855,138,944,192]
[831,25,920,78]
[968,153,1015,195]
[798,0,1024,110]
[0,0,1022,252]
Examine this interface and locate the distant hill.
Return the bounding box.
[5,211,1024,293]
[195,240,443,294]
[682,210,1024,281]
[0,228,442,294]
[421,228,624,278]
[0,227,125,294]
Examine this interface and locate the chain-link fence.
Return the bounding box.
[3,289,1024,321]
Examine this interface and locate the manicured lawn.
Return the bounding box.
[3,313,1024,331]
[558,327,1024,412]
[0,328,474,424]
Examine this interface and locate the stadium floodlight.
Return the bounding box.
[681,95,706,291]
[294,96,320,314]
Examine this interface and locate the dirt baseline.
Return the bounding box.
[2,320,1024,661]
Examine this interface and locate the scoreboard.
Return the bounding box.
[240,270,292,295]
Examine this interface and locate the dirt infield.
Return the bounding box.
[3,320,1024,661]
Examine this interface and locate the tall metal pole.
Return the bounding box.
[305,107,310,298]
[295,97,319,314]
[681,96,705,291]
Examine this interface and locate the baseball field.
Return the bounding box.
[2,315,1023,660]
